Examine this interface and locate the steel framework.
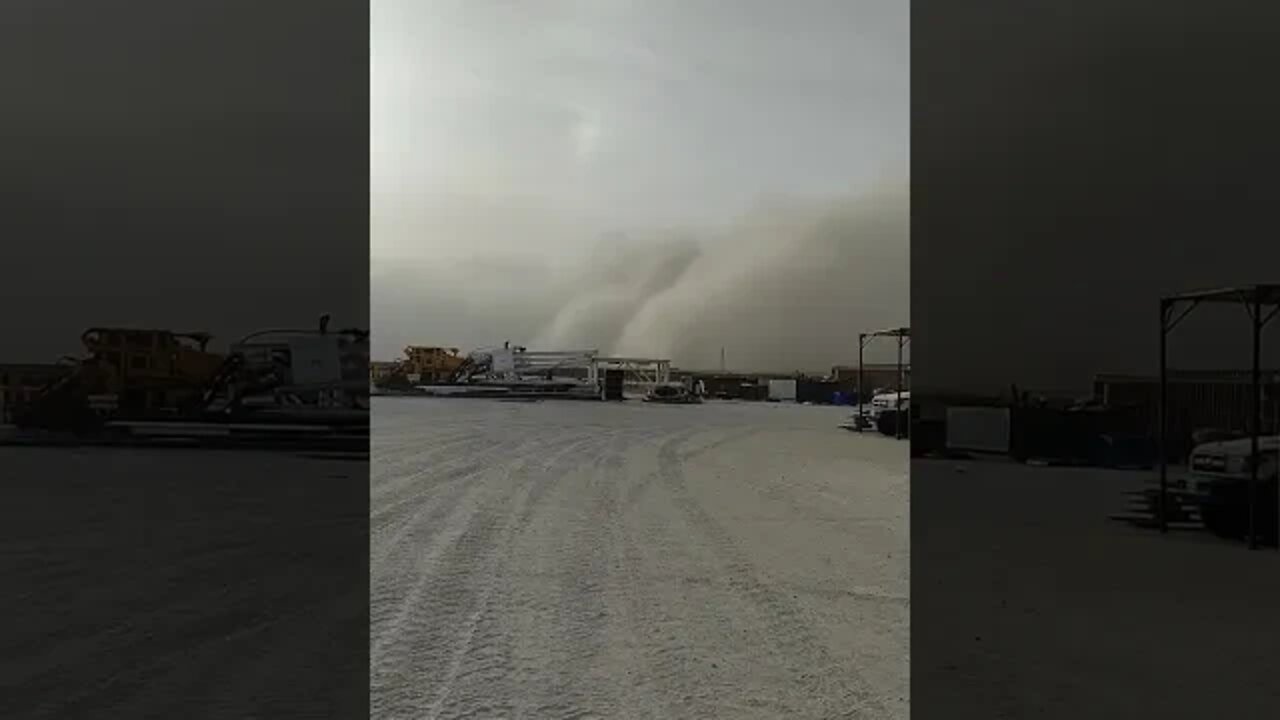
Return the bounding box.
[593,356,671,390]
[1158,285,1280,548]
[447,346,671,395]
[857,327,911,440]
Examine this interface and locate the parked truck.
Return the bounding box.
[1185,435,1279,544]
[847,390,909,428]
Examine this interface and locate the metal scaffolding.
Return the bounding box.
[593,356,671,390]
[1158,285,1280,548]
[857,327,911,440]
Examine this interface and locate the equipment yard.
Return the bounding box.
[372,397,909,720]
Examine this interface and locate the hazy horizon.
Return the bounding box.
[371,0,910,372]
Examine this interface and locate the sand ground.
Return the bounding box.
[371,398,909,720]
[1,446,369,719]
[912,458,1280,719]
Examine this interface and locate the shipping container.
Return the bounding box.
[768,379,797,402]
[946,406,1012,453]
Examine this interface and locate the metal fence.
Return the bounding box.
[1096,374,1280,461]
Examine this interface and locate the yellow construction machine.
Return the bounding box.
[372,346,464,390]
[17,328,227,428]
[18,316,370,432]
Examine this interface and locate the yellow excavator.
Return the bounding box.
[17,328,227,429]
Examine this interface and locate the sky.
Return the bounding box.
[9,1,1272,396]
[911,0,1280,396]
[3,1,369,361]
[371,0,910,373]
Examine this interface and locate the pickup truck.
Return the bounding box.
[1185,435,1279,543]
[845,390,910,432]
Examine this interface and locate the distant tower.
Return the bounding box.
[720,347,726,372]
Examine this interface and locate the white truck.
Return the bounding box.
[1185,434,1279,542]
[871,390,910,416]
[844,390,910,431]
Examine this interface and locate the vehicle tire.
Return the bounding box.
[1259,479,1279,547]
[1199,503,1246,540]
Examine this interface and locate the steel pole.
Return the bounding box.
[858,334,866,433]
[1158,300,1169,534]
[1249,296,1262,549]
[896,334,905,440]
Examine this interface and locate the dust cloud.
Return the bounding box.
[372,183,908,373]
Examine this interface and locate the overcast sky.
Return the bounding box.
[3,1,369,362]
[371,0,910,372]
[910,1,1280,397]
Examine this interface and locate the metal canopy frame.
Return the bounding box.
[858,327,911,440]
[1159,285,1280,549]
[593,357,672,389]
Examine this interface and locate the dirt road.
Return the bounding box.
[372,398,909,720]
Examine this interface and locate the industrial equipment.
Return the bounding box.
[17,328,226,428]
[201,319,369,421]
[15,316,368,432]
[421,342,671,400]
[372,346,465,390]
[644,382,702,404]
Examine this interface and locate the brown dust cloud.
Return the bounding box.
[372,182,908,373]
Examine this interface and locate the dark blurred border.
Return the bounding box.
[912,1,1280,717]
[0,2,370,717]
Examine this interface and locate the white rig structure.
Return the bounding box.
[420,344,671,399]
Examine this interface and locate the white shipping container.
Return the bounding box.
[289,336,344,385]
[490,348,516,375]
[945,406,1011,453]
[768,379,798,402]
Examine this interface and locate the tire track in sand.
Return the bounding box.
[613,431,805,718]
[427,430,621,720]
[509,428,631,720]
[436,427,629,720]
[370,430,605,720]
[655,437,893,719]
[370,437,545,570]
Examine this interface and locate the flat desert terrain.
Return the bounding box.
[371,398,909,720]
[1,446,368,719]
